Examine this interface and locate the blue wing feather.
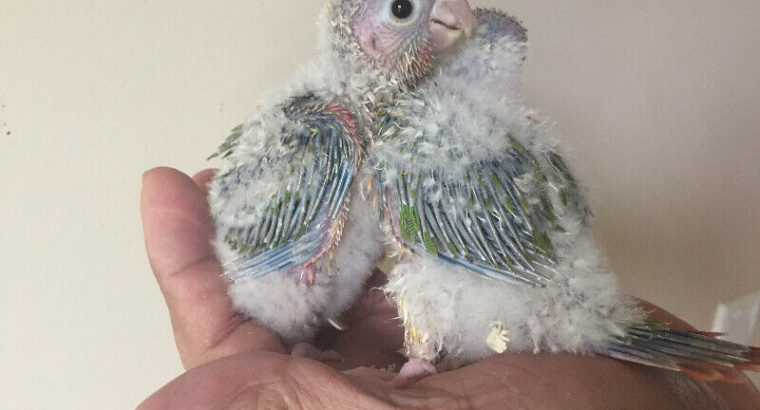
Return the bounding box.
[373,98,587,287]
[214,94,362,281]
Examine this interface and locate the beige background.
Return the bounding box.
[1,0,759,408]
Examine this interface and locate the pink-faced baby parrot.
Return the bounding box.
[207,0,475,354]
[372,8,760,386]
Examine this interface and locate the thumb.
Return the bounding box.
[141,167,284,369]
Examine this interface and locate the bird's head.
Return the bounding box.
[433,9,529,101]
[327,0,475,90]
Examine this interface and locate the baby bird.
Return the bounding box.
[207,0,475,353]
[372,9,760,385]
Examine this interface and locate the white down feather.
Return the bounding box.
[381,10,645,366]
[218,181,385,344]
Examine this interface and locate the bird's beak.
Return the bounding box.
[429,0,475,52]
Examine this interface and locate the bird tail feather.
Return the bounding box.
[598,321,760,382]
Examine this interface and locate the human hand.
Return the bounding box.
[139,167,759,409]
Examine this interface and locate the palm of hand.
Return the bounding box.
[139,167,759,409]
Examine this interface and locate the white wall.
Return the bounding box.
[2,1,758,408]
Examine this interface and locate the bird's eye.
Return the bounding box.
[391,0,414,20]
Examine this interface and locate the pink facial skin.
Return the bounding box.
[352,0,474,63]
[354,11,403,61]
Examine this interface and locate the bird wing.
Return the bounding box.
[210,93,363,281]
[374,98,586,287]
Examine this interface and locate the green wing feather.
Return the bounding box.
[208,124,245,160]
[375,101,588,287]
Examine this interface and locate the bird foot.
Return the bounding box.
[291,342,344,364]
[300,264,316,286]
[393,358,438,388]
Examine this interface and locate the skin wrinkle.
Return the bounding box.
[225,354,299,409]
[210,312,282,355]
[171,354,261,409]
[163,260,255,365]
[283,355,322,409]
[664,371,730,410]
[470,363,544,410]
[340,369,399,409]
[477,367,531,408]
[388,373,443,405]
[195,310,250,367]
[386,379,465,409]
[449,374,485,410]
[162,255,219,286]
[285,357,388,410]
[229,382,291,409]
[444,357,633,410]
[416,389,467,409]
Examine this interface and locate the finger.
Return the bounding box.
[388,353,760,409]
[192,168,216,195]
[137,353,393,410]
[141,167,285,369]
